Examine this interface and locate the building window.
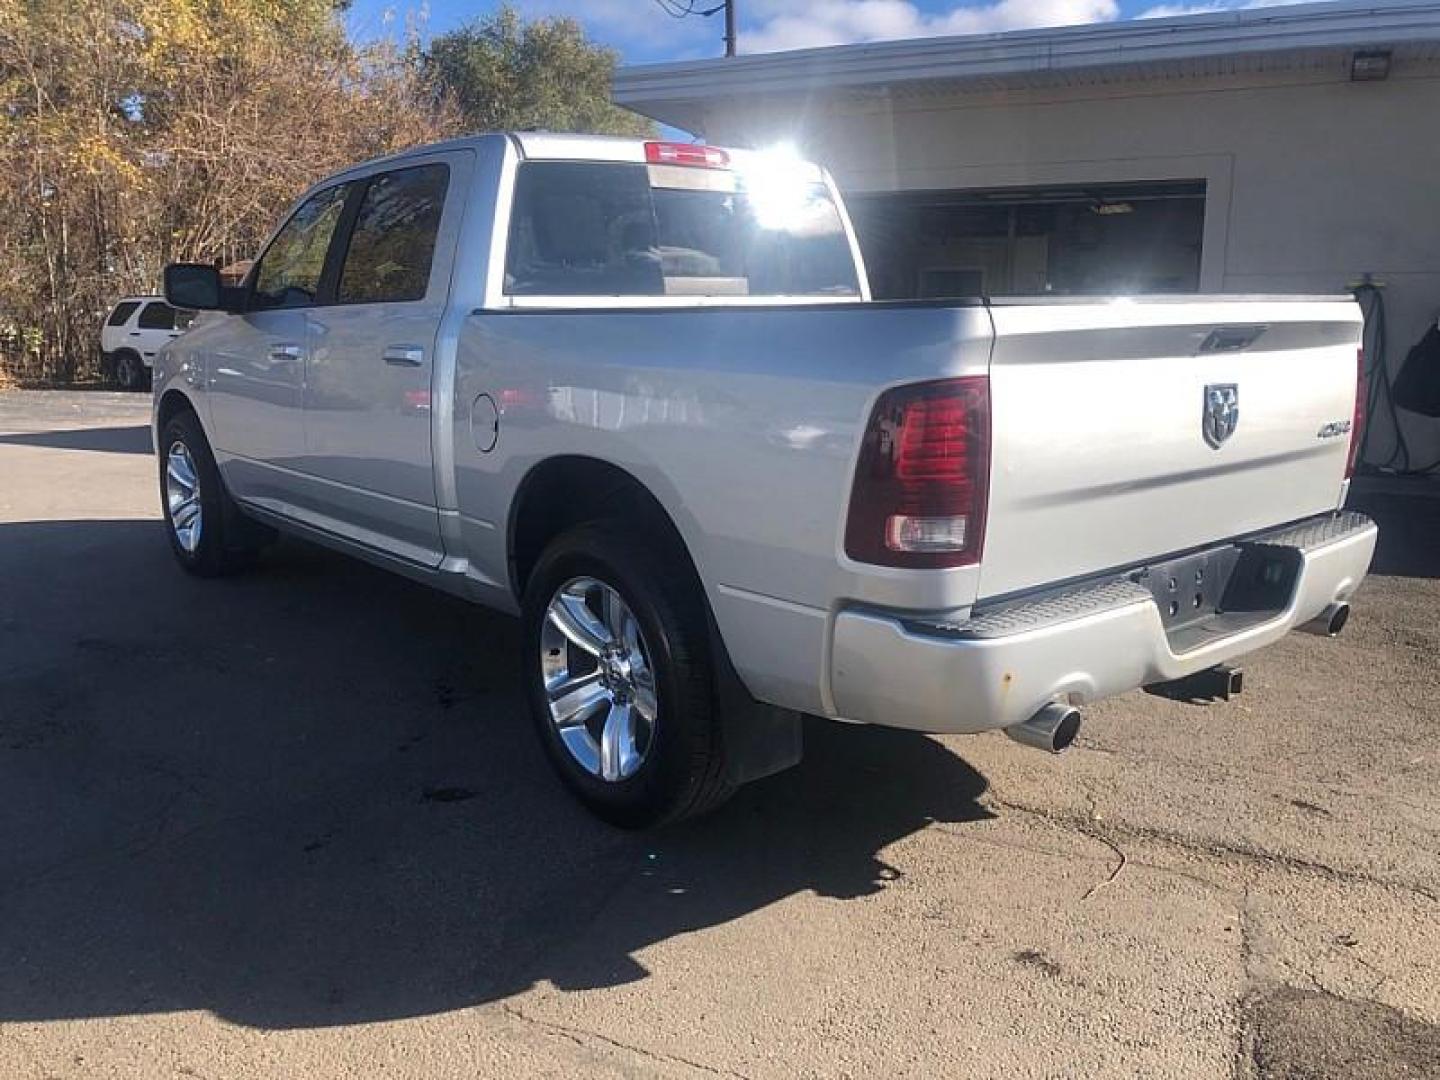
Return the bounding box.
[847,180,1205,299]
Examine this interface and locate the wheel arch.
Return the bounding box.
[507,453,804,787]
[507,455,702,602]
[156,387,199,438]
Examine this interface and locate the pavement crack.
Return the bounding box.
[1348,952,1393,998]
[1078,789,1128,902]
[1079,828,1128,901]
[987,793,1129,901]
[1230,890,1260,1080]
[1237,888,1256,981]
[987,794,1439,905]
[500,1003,751,1078]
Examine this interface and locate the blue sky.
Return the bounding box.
[345,0,1259,64]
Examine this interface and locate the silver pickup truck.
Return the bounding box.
[155,132,1377,826]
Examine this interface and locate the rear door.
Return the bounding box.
[979,298,1362,599]
[297,151,470,566]
[134,301,189,366]
[101,300,141,355]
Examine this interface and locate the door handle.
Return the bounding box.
[383,345,424,368]
[268,343,302,364]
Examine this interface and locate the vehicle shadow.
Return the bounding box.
[1347,485,1440,578]
[0,424,152,455]
[0,519,992,1030]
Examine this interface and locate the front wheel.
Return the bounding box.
[159,408,267,576]
[522,521,734,828]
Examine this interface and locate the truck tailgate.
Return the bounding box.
[979,298,1362,600]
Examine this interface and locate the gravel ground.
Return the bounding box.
[1,389,1437,1079]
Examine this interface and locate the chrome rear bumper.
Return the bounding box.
[829,512,1377,734]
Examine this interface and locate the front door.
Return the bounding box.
[206,182,351,503]
[297,155,468,567]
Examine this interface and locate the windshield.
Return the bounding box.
[504,160,861,299]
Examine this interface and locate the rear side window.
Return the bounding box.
[106,301,140,327]
[504,161,860,299]
[137,302,177,330]
[338,164,450,304]
[252,183,351,310]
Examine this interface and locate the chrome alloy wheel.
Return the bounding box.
[165,440,203,553]
[540,576,658,782]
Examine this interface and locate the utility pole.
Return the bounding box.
[666,0,736,57]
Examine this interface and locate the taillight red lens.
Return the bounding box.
[644,141,730,169]
[1347,346,1366,479]
[844,377,990,569]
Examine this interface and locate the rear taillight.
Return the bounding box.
[844,377,990,569]
[644,141,729,169]
[1347,346,1366,479]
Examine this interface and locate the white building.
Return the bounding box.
[614,0,1440,469]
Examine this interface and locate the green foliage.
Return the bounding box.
[422,4,653,138]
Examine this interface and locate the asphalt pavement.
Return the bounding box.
[1,390,1437,1078]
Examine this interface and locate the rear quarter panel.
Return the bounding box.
[451,303,991,714]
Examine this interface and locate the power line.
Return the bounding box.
[652,0,701,17]
[651,0,736,56]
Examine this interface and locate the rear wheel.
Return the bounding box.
[522,520,734,828]
[114,351,144,391]
[159,408,267,576]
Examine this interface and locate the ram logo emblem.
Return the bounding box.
[1203,384,1239,448]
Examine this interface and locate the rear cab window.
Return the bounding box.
[503,156,860,300]
[337,164,449,304]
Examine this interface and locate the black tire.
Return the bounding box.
[158,408,268,576]
[521,520,734,828]
[114,350,144,391]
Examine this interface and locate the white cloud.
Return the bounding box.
[511,0,1286,62]
[1137,2,1227,16]
[1137,0,1300,18]
[739,0,1121,54]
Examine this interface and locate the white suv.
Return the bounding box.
[100,296,193,389]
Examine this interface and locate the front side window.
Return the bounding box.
[504,161,860,299]
[251,183,350,310]
[338,164,450,304]
[106,301,140,327]
[137,301,177,330]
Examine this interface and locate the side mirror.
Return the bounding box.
[163,263,243,313]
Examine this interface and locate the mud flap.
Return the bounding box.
[707,614,805,786]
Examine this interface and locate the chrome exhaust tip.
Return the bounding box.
[1300,601,1351,638]
[1005,703,1082,754]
